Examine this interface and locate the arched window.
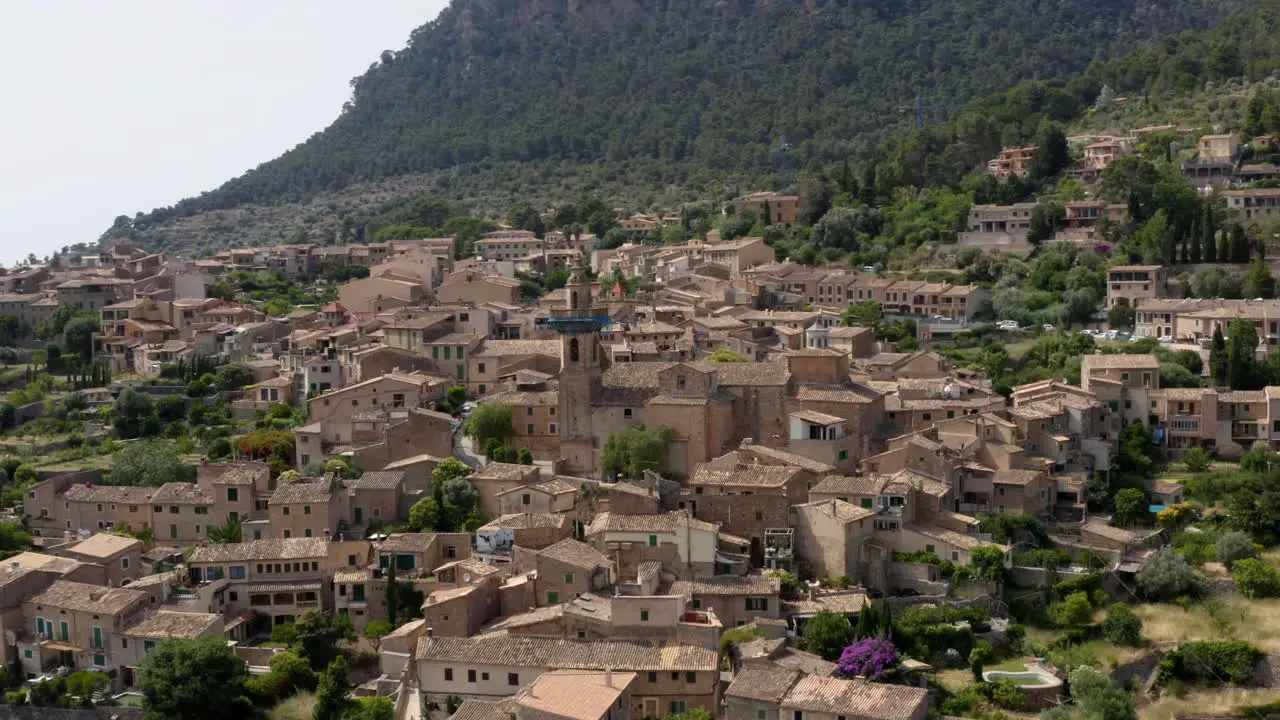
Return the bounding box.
[571,291,579,309]
[570,338,580,362]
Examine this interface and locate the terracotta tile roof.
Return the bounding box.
[472,463,534,482]
[64,533,141,559]
[151,482,213,505]
[738,444,837,474]
[27,580,149,616]
[1081,353,1160,370]
[781,675,929,720]
[415,635,718,671]
[691,461,801,488]
[795,499,876,523]
[726,661,803,703]
[539,538,611,569]
[481,513,568,530]
[269,478,336,505]
[790,409,847,425]
[188,537,329,564]
[62,484,156,504]
[795,385,879,404]
[124,611,220,638]
[586,512,716,536]
[517,671,637,720]
[810,476,884,496]
[377,533,438,555]
[905,524,1000,551]
[669,574,780,596]
[349,471,405,490]
[475,339,562,358]
[993,469,1043,486]
[450,699,516,720]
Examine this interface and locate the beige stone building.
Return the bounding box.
[415,635,720,717]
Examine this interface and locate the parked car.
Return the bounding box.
[996,320,1019,331]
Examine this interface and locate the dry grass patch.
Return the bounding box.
[1134,597,1280,652]
[268,692,316,720]
[1139,687,1280,720]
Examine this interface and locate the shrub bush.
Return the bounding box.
[1232,558,1280,599]
[1158,641,1264,686]
[1100,603,1143,646]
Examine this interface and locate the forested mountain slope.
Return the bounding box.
[121,0,1253,246]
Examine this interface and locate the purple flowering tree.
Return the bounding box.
[836,636,900,680]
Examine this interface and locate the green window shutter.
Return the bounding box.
[648,535,658,547]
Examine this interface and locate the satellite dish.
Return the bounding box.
[462,573,472,582]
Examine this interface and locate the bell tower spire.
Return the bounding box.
[549,255,608,475]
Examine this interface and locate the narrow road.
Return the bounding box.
[451,424,486,468]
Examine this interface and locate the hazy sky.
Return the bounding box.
[0,0,448,265]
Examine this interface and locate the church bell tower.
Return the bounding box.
[549,258,607,475]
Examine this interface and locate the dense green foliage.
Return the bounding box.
[1158,641,1265,685]
[113,0,1256,245]
[601,424,676,479]
[138,636,256,720]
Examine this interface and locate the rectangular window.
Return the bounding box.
[169,525,177,539]
[549,423,556,434]
[94,653,105,667]
[648,671,658,683]
[648,535,658,547]
[444,668,453,681]
[230,566,246,579]
[860,498,873,509]
[641,610,650,622]
[547,591,559,604]
[59,621,69,641]
[283,507,290,515]
[685,672,696,683]
[467,669,476,682]
[304,506,311,515]
[443,347,451,360]
[565,573,575,584]
[457,346,464,360]
[926,544,935,554]
[122,558,129,569]
[746,598,768,612]
[227,488,238,502]
[528,424,534,434]
[194,506,208,515]
[508,673,519,686]
[169,505,179,514]
[672,702,688,715]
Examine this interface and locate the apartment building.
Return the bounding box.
[958,203,1036,254]
[986,146,1036,177]
[55,533,143,588]
[1223,187,1280,221]
[437,270,522,305]
[531,539,614,607]
[730,193,799,226]
[116,611,224,685]
[18,580,150,682]
[685,446,816,548]
[268,476,348,540]
[668,575,780,629]
[186,537,335,629]
[727,669,929,720]
[586,512,719,580]
[701,237,774,275]
[1080,354,1160,426]
[415,635,720,717]
[1105,265,1173,312]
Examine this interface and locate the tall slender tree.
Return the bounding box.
[385,554,398,626]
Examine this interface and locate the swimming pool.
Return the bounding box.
[983,670,1062,688]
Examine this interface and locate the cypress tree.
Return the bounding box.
[855,601,879,639]
[1190,210,1202,264]
[1210,325,1229,387]
[385,554,399,626]
[880,599,893,638]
